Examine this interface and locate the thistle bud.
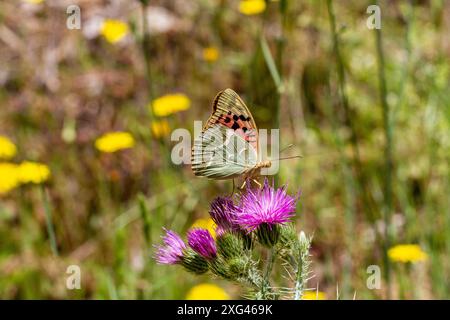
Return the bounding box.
[209,258,233,280]
[280,224,297,246]
[181,248,209,274]
[187,228,217,260]
[240,232,253,251]
[228,257,249,277]
[298,230,311,251]
[256,223,280,248]
[299,231,307,244]
[154,229,186,265]
[216,232,243,260]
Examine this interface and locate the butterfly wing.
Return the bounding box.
[191,125,258,179]
[205,88,258,153]
[191,89,260,180]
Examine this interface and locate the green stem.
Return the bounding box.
[294,235,312,300]
[260,36,282,91]
[259,248,276,299]
[138,193,151,249]
[40,186,58,256]
[327,0,373,297]
[326,0,377,224]
[375,0,393,299]
[260,33,283,186]
[140,1,154,119]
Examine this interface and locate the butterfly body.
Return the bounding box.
[191,89,271,181]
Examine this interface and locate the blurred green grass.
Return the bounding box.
[0,0,449,299]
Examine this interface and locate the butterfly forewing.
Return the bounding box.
[205,89,258,153]
[191,88,260,180]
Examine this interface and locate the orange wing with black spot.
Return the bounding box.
[204,88,258,153]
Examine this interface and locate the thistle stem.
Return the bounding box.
[241,263,263,291]
[260,248,276,299]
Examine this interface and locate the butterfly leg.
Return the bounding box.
[252,179,262,188]
[227,179,236,197]
[239,179,247,190]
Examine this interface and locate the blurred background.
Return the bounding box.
[0,0,449,299]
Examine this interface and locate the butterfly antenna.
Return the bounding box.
[271,155,303,161]
[279,144,294,154]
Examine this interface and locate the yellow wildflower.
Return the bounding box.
[0,163,19,194]
[17,161,51,184]
[302,291,327,300]
[239,0,266,15]
[388,244,428,263]
[202,47,219,62]
[100,19,129,44]
[0,136,17,160]
[151,94,191,117]
[191,218,216,238]
[186,284,230,300]
[151,120,171,138]
[95,132,135,153]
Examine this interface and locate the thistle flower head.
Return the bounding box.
[209,197,240,232]
[215,225,226,238]
[187,228,217,260]
[235,179,298,232]
[154,229,186,265]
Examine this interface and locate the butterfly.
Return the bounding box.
[191,88,271,184]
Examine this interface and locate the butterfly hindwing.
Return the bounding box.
[191,125,258,179]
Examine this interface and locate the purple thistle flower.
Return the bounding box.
[209,197,240,232]
[235,179,298,232]
[187,228,217,260]
[215,225,227,238]
[154,229,186,264]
